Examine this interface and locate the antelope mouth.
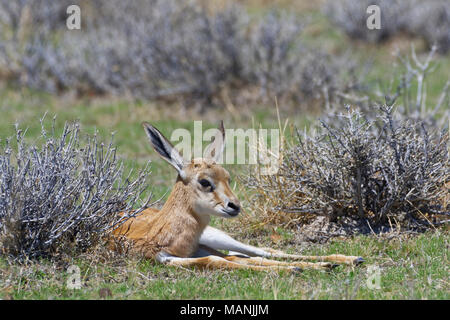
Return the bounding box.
[221,208,240,217]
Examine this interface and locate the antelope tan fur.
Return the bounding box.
[112,122,364,272]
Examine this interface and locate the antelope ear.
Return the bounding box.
[142,122,187,179]
[203,120,225,162]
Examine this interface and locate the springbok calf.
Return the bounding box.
[112,122,364,272]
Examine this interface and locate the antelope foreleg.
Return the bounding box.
[223,256,337,271]
[259,248,365,265]
[156,251,301,273]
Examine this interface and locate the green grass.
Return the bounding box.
[1,231,448,299]
[0,0,448,300]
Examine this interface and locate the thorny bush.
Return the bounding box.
[0,119,151,261]
[244,50,449,238]
[324,0,450,54]
[0,0,364,108]
[245,106,448,237]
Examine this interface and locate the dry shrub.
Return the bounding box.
[0,0,364,108]
[0,118,151,261]
[324,0,450,54]
[339,47,449,130]
[244,106,448,237]
[324,0,409,44]
[243,50,449,238]
[407,0,450,54]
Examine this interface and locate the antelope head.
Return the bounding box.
[143,121,241,219]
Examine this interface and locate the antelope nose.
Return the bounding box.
[227,201,241,215]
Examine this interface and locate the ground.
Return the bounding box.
[0,0,448,300]
[1,231,448,299]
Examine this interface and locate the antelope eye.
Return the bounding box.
[199,179,211,187]
[199,179,213,190]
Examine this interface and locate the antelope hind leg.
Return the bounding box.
[194,245,335,271]
[199,226,364,266]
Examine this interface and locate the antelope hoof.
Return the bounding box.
[321,262,339,271]
[330,263,340,270]
[292,267,303,274]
